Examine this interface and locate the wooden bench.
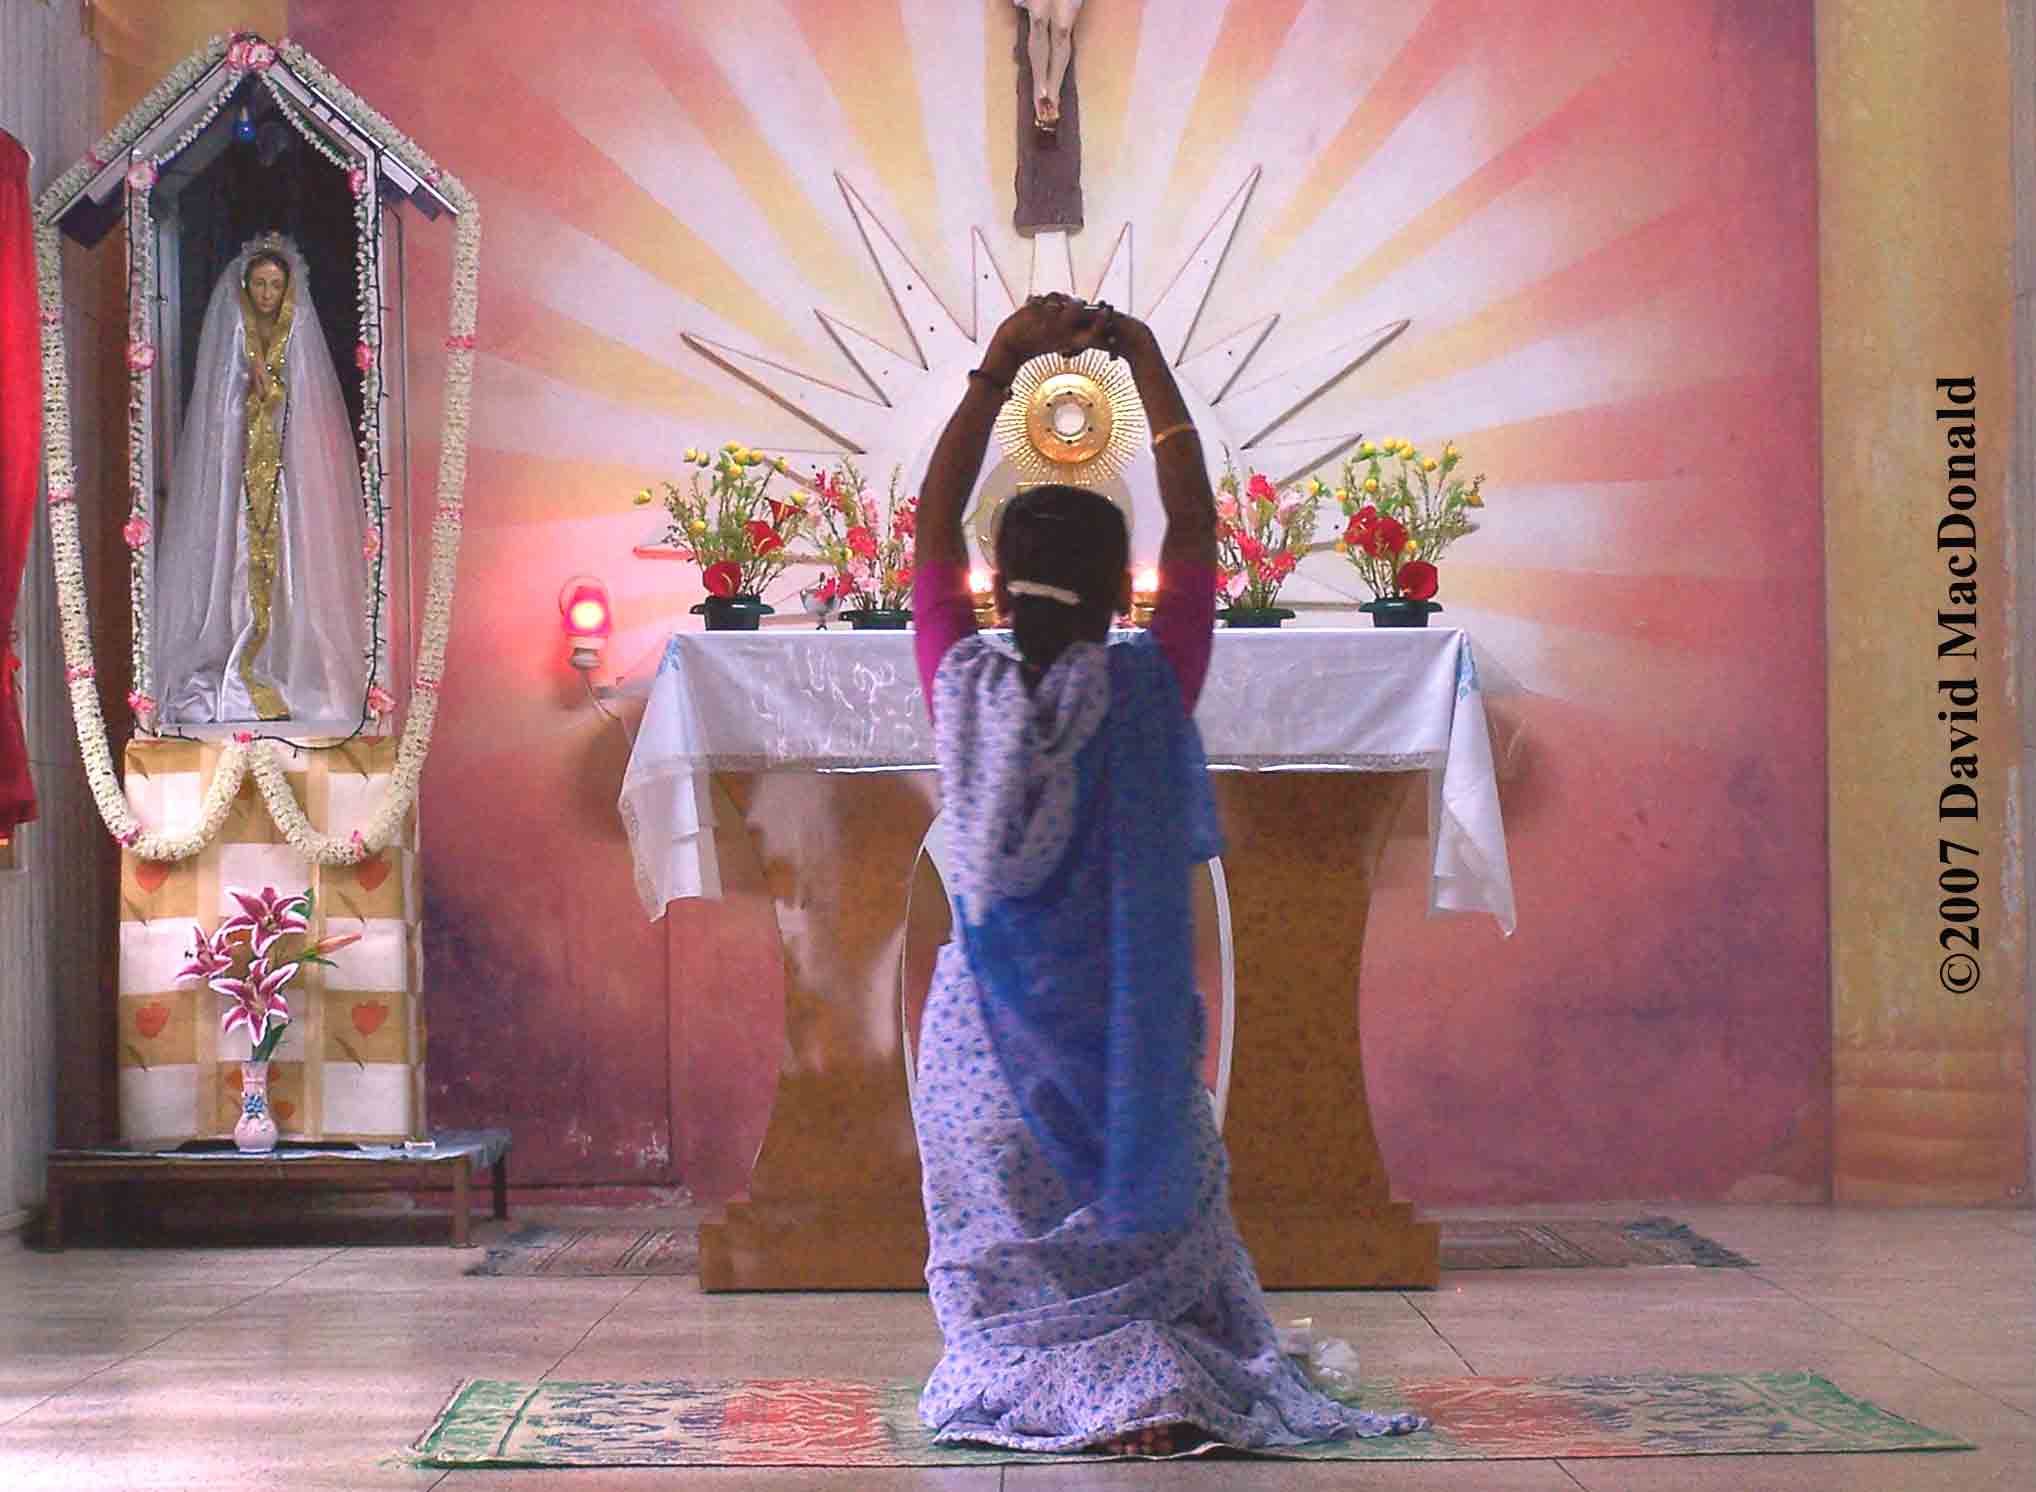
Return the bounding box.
[42,1129,511,1249]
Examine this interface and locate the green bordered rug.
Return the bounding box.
[409,1372,1969,1468]
[464,1216,1751,1278]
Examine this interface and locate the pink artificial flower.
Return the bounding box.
[354,341,376,373]
[347,166,368,197]
[893,505,916,538]
[845,525,878,561]
[1216,494,1240,522]
[175,925,234,985]
[125,160,157,193]
[444,334,476,352]
[126,689,156,719]
[215,962,297,1048]
[126,341,156,373]
[46,482,75,506]
[116,826,141,848]
[366,685,395,717]
[226,39,251,69]
[1246,472,1277,505]
[232,730,254,744]
[221,886,311,942]
[122,515,150,549]
[64,662,93,683]
[1276,492,1303,523]
[362,528,382,562]
[245,42,277,71]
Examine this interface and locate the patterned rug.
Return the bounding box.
[465,1216,1748,1277]
[409,1373,1968,1467]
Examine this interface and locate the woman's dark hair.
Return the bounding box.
[243,250,291,290]
[994,483,1128,677]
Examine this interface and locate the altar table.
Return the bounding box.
[620,628,1513,1290]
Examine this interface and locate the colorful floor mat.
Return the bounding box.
[410,1372,1969,1467]
[466,1216,1749,1277]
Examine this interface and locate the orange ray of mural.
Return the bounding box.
[1148,0,1308,262]
[780,0,945,274]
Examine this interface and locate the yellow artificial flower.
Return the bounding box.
[683,447,700,463]
[1422,457,1440,473]
[688,519,707,535]
[1306,477,1325,497]
[1334,540,1349,555]
[722,440,743,453]
[1443,443,1459,460]
[1363,477,1380,494]
[632,488,654,507]
[1358,440,1376,456]
[1464,490,1485,509]
[1333,489,1350,503]
[1403,539,1418,557]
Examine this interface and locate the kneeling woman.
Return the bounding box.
[908,295,1427,1454]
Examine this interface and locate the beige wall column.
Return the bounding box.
[1819,0,2029,1202]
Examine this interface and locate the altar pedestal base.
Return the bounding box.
[697,768,1434,1291]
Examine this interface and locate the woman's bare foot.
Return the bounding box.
[1035,92,1059,131]
[1093,1421,1204,1457]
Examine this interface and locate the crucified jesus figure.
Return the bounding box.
[1019,0,1085,131]
[1013,0,1084,235]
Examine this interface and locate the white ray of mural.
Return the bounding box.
[1456,480,1780,581]
[1218,318,1410,446]
[837,173,978,369]
[1173,0,1432,261]
[475,184,813,370]
[512,39,828,354]
[681,335,886,454]
[682,174,1409,573]
[1104,0,1239,264]
[1144,168,1260,361]
[1090,224,1133,308]
[1349,284,1767,441]
[1029,231,1076,297]
[970,228,1020,340]
[899,0,998,259]
[1177,314,1277,405]
[468,359,708,471]
[689,1,923,270]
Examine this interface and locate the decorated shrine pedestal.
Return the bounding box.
[622,629,1514,1291]
[117,737,425,1146]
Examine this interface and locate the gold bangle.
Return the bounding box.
[1150,421,1199,451]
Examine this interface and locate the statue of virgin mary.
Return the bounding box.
[154,234,368,725]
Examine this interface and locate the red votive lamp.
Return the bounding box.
[559,575,612,671]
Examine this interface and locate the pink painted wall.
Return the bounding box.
[284,0,1827,1202]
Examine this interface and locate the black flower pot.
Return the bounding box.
[692,594,773,631]
[843,608,913,631]
[1360,598,1442,628]
[1217,606,1296,629]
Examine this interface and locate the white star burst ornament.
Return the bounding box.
[678,170,1410,605]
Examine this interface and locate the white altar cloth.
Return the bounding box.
[618,628,1515,933]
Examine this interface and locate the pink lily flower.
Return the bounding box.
[215,962,297,1047]
[174,925,234,984]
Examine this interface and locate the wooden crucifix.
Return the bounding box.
[1013,0,1084,237]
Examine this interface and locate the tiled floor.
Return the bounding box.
[1,1203,2029,1489]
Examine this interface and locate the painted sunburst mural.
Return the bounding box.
[292,0,1827,1202]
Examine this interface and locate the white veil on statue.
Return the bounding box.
[155,234,368,726]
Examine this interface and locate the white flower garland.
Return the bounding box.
[33,33,479,865]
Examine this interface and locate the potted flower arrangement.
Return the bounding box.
[634,443,811,630]
[176,886,358,1152]
[1215,462,1322,627]
[809,461,916,630]
[1335,438,1485,627]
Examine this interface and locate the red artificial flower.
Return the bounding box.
[1396,560,1439,600]
[1344,508,1376,547]
[1268,551,1297,580]
[892,565,913,593]
[893,506,916,538]
[744,519,784,556]
[767,498,798,527]
[1246,472,1277,505]
[703,561,741,597]
[1238,533,1265,565]
[1368,514,1408,560]
[845,525,878,560]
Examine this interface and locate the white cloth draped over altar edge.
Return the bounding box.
[617,628,1516,935]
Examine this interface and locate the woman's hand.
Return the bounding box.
[979,294,1107,381]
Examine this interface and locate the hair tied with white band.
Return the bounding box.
[1005,580,1083,607]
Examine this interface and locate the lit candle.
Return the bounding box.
[1131,566,1160,627]
[969,568,997,626]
